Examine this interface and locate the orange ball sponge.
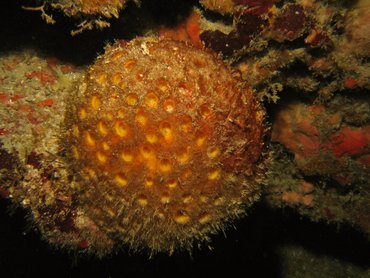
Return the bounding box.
[65,38,265,253]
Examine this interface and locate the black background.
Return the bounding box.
[1,197,369,277]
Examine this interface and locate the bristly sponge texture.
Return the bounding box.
[47,0,127,17]
[65,37,265,254]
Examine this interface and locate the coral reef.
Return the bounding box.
[190,0,370,236]
[1,0,369,269]
[0,38,265,255]
[0,50,114,254]
[271,100,369,186]
[198,0,370,98]
[265,95,370,234]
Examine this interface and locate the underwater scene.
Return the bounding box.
[0,0,369,277]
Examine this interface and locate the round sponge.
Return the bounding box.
[65,37,265,253]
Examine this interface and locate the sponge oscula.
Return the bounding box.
[65,38,265,253]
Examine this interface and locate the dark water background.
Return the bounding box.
[1,197,369,277]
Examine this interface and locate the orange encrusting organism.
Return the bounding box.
[159,10,203,49]
[65,37,265,253]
